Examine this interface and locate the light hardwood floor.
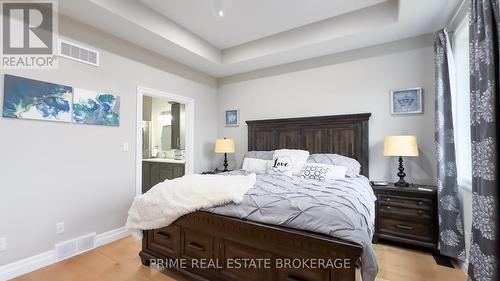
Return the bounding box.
[14,236,466,281]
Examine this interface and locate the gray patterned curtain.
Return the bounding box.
[468,1,498,280]
[434,30,466,260]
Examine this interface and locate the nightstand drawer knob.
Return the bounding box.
[418,210,423,214]
[417,201,423,205]
[396,224,414,230]
[386,206,391,209]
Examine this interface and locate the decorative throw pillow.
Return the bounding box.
[300,163,347,181]
[242,158,271,175]
[307,154,361,178]
[267,155,293,177]
[273,149,310,176]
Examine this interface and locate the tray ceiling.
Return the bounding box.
[59,0,461,77]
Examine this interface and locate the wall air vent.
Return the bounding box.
[59,39,99,67]
[54,239,78,261]
[54,233,96,261]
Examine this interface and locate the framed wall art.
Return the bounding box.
[225,109,239,127]
[390,87,423,114]
[2,74,73,122]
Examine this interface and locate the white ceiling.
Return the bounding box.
[140,0,386,49]
[59,0,461,78]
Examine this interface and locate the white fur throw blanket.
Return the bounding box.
[126,173,256,239]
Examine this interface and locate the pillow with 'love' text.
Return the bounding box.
[273,149,310,176]
[267,155,293,177]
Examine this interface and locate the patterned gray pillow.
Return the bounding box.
[300,163,347,181]
[307,154,361,178]
[300,164,330,181]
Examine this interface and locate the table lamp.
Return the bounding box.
[383,135,419,187]
[215,138,235,172]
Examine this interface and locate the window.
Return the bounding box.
[452,17,472,189]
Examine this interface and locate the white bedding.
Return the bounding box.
[125,173,256,239]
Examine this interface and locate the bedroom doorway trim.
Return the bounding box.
[136,85,195,196]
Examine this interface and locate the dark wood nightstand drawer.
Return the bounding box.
[378,194,432,210]
[378,203,431,219]
[378,217,432,242]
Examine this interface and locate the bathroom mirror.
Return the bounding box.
[161,125,172,150]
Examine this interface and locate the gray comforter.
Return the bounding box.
[205,171,378,281]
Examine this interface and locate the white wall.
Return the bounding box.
[218,43,437,184]
[0,16,218,265]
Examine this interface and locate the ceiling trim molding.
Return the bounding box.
[92,0,221,63]
[59,15,218,88]
[221,0,398,64]
[218,33,434,86]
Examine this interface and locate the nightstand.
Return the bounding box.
[372,184,438,252]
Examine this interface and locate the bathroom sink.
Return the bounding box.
[142,158,185,164]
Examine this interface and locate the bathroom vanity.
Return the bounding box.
[142,158,185,193]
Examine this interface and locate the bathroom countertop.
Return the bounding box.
[142,158,185,164]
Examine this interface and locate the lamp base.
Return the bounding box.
[222,153,229,172]
[394,180,410,187]
[394,156,410,187]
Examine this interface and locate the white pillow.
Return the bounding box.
[273,149,310,176]
[267,155,293,177]
[242,158,270,174]
[300,163,347,181]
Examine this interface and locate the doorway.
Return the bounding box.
[136,86,194,196]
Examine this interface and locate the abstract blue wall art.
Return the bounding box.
[2,74,73,122]
[73,88,120,126]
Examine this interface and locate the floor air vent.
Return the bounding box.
[59,40,99,66]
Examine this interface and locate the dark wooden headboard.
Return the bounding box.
[246,113,371,177]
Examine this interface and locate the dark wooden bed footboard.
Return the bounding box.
[140,211,362,281]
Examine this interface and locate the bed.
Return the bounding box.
[139,113,373,281]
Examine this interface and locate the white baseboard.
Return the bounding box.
[0,227,129,281]
[95,227,130,247]
[0,250,56,281]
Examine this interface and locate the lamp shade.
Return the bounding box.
[215,138,235,153]
[383,135,419,157]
